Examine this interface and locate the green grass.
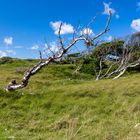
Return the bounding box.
[0,60,140,140]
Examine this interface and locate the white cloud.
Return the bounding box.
[50,21,74,35]
[31,44,39,50]
[0,50,16,58]
[44,41,59,53]
[137,2,140,7]
[6,50,16,55]
[4,37,13,45]
[103,2,116,15]
[106,35,113,41]
[115,14,120,19]
[137,2,140,10]
[131,19,140,31]
[14,45,23,49]
[81,28,94,36]
[50,42,59,52]
[0,51,7,58]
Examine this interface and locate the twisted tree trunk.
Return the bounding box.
[5,12,112,91]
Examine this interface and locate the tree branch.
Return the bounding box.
[5,13,112,91]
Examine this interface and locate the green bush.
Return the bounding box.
[80,56,107,75]
[0,57,13,64]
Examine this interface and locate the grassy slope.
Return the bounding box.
[0,60,140,140]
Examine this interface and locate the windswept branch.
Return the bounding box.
[58,23,65,50]
[107,32,140,79]
[5,12,112,91]
[92,11,112,41]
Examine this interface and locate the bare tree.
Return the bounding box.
[5,12,112,91]
[94,32,140,80]
[107,32,140,79]
[94,40,123,80]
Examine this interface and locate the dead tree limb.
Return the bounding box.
[107,32,140,79]
[5,12,112,91]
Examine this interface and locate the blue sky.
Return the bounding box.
[0,0,140,58]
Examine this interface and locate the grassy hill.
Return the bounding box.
[0,59,140,140]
